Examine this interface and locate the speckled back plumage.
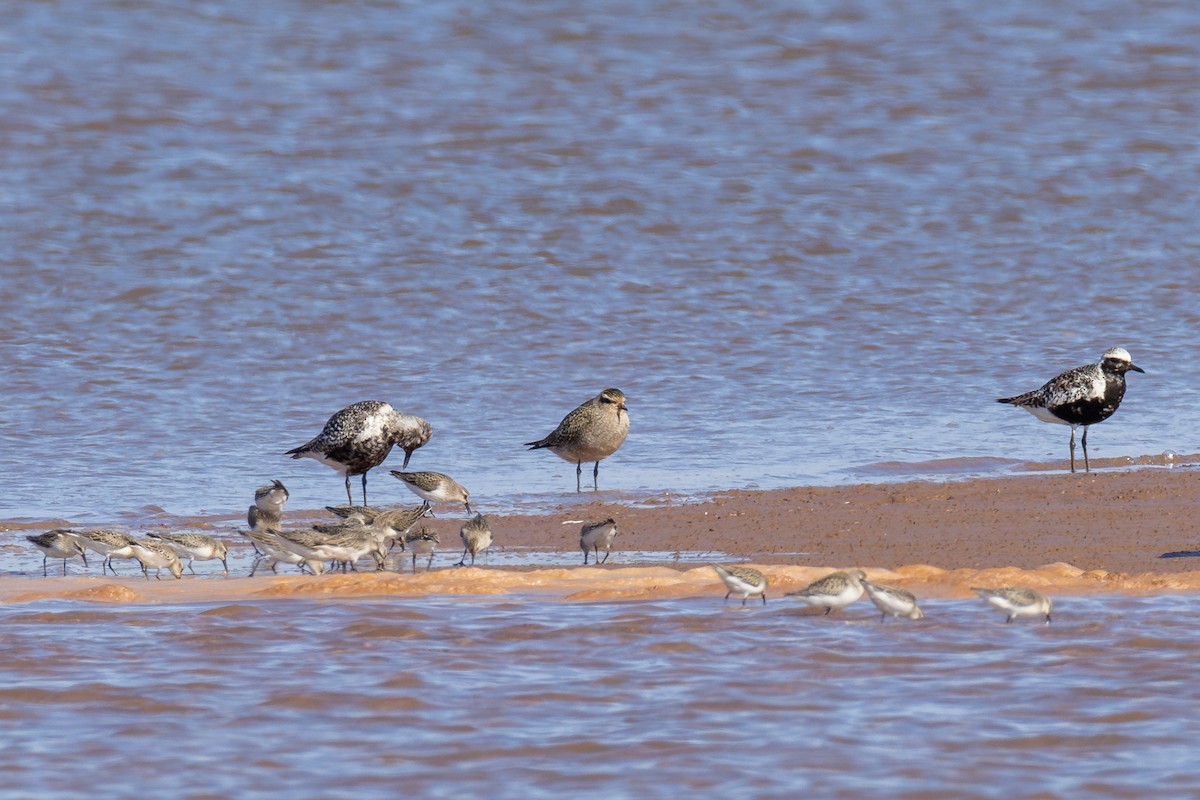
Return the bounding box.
[287,401,432,476]
[526,388,629,463]
[997,348,1143,427]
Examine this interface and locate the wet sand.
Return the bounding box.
[5,465,1200,604]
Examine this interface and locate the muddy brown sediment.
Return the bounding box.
[3,469,1199,603]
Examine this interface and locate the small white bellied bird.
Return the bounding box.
[786,569,867,615]
[861,579,924,622]
[997,347,1144,473]
[526,388,629,492]
[456,513,493,567]
[711,564,768,606]
[390,471,472,516]
[248,480,289,530]
[405,527,440,573]
[580,518,618,565]
[27,530,89,576]
[972,586,1052,624]
[286,401,432,506]
[147,531,230,575]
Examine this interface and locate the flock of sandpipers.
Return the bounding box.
[23,347,1143,623]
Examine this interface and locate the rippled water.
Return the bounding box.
[2,0,1199,521]
[1,594,1196,798]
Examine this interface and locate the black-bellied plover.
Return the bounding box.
[26,530,89,576]
[579,518,618,565]
[390,471,472,515]
[286,401,432,505]
[456,514,492,567]
[405,526,440,572]
[997,347,1144,473]
[786,569,867,615]
[971,586,1052,624]
[130,539,184,580]
[147,532,230,575]
[525,388,629,492]
[861,579,924,622]
[711,564,768,606]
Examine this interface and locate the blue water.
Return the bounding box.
[2,0,1199,522]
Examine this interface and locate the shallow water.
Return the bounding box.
[1,594,1197,798]
[3,0,1200,522]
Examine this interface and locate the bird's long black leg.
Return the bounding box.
[344,475,354,506]
[575,462,583,493]
[593,461,600,491]
[361,473,369,506]
[42,555,48,577]
[761,593,767,606]
[1081,427,1090,473]
[1069,428,1077,473]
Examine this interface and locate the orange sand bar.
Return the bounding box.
[4,467,1200,604]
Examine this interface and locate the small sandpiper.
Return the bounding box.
[456,514,493,566]
[580,518,618,565]
[286,401,432,505]
[786,569,867,615]
[74,529,141,575]
[130,538,185,580]
[711,564,768,606]
[147,531,230,575]
[861,579,924,622]
[249,480,289,530]
[390,471,472,515]
[525,388,629,492]
[997,347,1144,473]
[27,530,89,576]
[971,586,1052,624]
[242,528,322,576]
[405,526,440,572]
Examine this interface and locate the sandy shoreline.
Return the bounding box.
[4,466,1200,603]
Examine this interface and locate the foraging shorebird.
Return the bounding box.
[27,530,89,576]
[579,518,618,565]
[390,471,472,515]
[861,579,924,622]
[456,514,493,567]
[130,539,185,580]
[997,347,1144,473]
[711,564,768,606]
[525,388,629,492]
[242,528,323,576]
[405,526,440,572]
[972,586,1052,624]
[286,401,432,505]
[74,529,141,575]
[786,569,867,615]
[147,532,230,574]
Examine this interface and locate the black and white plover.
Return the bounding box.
[861,579,924,622]
[286,401,432,506]
[997,347,1144,473]
[26,530,89,576]
[785,569,867,615]
[711,564,768,606]
[579,518,618,565]
[390,471,472,515]
[971,586,1052,624]
[456,513,493,567]
[525,388,629,492]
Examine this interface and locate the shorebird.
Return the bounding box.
[248,480,289,530]
[579,518,618,565]
[997,347,1144,473]
[711,564,768,606]
[147,532,230,574]
[390,471,472,515]
[130,539,184,580]
[456,514,493,566]
[525,388,629,492]
[861,579,924,622]
[786,569,867,615]
[405,526,440,572]
[74,529,141,575]
[286,401,432,505]
[27,530,89,576]
[972,586,1052,624]
[242,528,323,576]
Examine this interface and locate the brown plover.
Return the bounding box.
[711,564,768,606]
[579,518,618,565]
[786,569,867,615]
[525,388,629,492]
[971,586,1052,624]
[286,401,432,505]
[997,347,1144,473]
